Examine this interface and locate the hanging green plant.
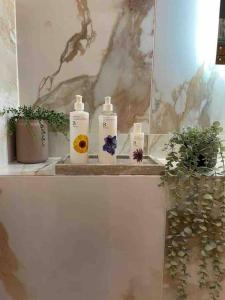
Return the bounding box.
[161,122,225,300]
[1,105,69,144]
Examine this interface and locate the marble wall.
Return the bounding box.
[0,0,18,164]
[149,0,225,159]
[0,0,17,109]
[16,0,225,159]
[16,0,155,156]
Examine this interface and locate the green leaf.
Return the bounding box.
[170,211,178,217]
[203,194,213,201]
[201,250,208,257]
[199,225,207,232]
[167,235,173,239]
[172,241,178,247]
[194,218,204,223]
[217,245,224,253]
[213,121,221,128]
[178,251,186,257]
[215,222,222,227]
[165,263,171,269]
[184,227,192,235]
[219,192,225,199]
[205,242,217,252]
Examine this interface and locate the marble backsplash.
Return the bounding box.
[149,0,225,158]
[16,0,155,155]
[15,0,225,159]
[0,0,17,110]
[0,0,18,164]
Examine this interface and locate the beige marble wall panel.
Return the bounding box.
[0,0,17,110]
[0,176,166,300]
[16,0,155,155]
[151,0,225,135]
[0,0,18,165]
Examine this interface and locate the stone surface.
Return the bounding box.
[0,0,18,165]
[0,176,166,300]
[0,0,17,110]
[0,157,60,176]
[149,0,225,158]
[16,0,155,155]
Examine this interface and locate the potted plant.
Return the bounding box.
[161,122,225,300]
[164,122,223,175]
[1,106,69,163]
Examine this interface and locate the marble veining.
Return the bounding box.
[0,222,27,300]
[0,0,17,110]
[0,0,18,165]
[16,0,155,155]
[150,65,218,134]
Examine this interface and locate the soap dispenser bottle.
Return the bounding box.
[130,123,144,164]
[98,96,117,164]
[70,95,89,164]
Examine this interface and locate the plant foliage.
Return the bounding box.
[1,106,69,144]
[161,122,225,300]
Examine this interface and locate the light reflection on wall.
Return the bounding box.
[196,0,220,66]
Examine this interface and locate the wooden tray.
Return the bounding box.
[55,155,164,176]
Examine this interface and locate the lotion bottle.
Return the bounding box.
[98,96,117,164]
[70,95,89,164]
[130,123,144,164]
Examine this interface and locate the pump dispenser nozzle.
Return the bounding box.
[74,95,84,111]
[103,96,113,112]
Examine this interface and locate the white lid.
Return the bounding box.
[74,95,84,111]
[103,96,113,112]
[133,123,142,134]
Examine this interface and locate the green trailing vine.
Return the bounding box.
[161,122,225,300]
[1,106,69,145]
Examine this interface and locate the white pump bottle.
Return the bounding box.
[98,96,117,164]
[70,95,89,164]
[130,123,144,164]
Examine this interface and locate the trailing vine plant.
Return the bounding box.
[1,106,69,145]
[161,122,225,299]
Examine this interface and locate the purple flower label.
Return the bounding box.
[133,148,143,162]
[103,135,117,156]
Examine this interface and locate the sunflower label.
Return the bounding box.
[70,95,89,164]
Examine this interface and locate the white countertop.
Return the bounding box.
[0,158,61,176]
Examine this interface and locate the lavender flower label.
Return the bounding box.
[103,135,117,156]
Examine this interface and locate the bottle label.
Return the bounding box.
[70,116,89,154]
[99,116,117,159]
[71,116,88,129]
[132,136,143,149]
[130,135,144,163]
[73,134,88,153]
